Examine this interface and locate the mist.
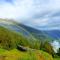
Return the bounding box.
[51,40,60,53]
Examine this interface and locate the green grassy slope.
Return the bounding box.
[0,26,41,50]
[54,58,60,60]
[0,26,54,60]
[0,48,53,60]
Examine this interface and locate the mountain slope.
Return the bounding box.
[0,19,54,60]
[0,19,41,50]
[44,30,60,40]
[0,19,33,38]
[0,26,53,60]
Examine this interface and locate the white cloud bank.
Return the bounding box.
[0,0,60,30]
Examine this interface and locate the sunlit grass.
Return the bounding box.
[0,48,53,60]
[54,58,60,60]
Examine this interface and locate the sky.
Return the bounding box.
[0,0,60,30]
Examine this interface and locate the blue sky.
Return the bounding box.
[0,0,60,30]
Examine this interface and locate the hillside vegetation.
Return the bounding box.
[0,48,53,60]
[0,26,40,50]
[0,26,54,60]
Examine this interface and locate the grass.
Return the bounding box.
[0,48,53,60]
[54,58,60,60]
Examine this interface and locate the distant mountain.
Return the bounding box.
[44,30,60,40]
[17,24,53,41]
[18,23,60,41]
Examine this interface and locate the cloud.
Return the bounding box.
[0,0,60,30]
[0,0,34,19]
[51,40,60,53]
[22,18,49,28]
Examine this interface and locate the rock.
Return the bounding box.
[17,45,27,51]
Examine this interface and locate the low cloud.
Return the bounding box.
[51,40,60,53]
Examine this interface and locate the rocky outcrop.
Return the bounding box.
[17,45,27,51]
